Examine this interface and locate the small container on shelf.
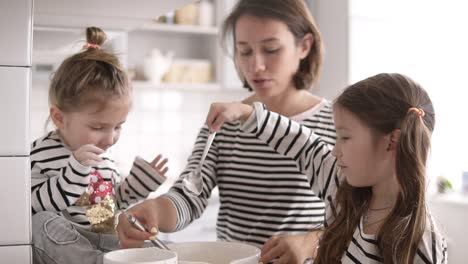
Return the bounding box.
[155,10,175,24]
[174,3,199,25]
[163,59,212,84]
[198,0,214,27]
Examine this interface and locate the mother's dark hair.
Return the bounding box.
[221,0,324,91]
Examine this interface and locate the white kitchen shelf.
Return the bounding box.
[32,0,243,93]
[34,0,193,30]
[138,23,218,35]
[132,80,222,92]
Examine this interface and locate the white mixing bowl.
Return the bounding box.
[103,247,178,264]
[168,241,260,264]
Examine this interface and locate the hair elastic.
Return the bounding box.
[408,107,425,118]
[83,43,101,50]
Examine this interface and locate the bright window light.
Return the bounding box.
[350,0,468,191]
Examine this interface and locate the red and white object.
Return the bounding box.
[88,171,115,204]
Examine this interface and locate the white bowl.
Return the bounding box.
[168,241,260,264]
[103,248,177,264]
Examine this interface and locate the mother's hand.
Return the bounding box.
[205,102,254,132]
[260,231,321,264]
[116,199,161,248]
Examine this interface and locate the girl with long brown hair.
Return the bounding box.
[205,73,447,263]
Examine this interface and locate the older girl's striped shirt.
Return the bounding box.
[164,99,336,248]
[241,102,447,263]
[30,131,165,230]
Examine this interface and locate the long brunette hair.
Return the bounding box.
[315,73,435,263]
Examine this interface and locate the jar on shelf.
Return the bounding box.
[174,3,199,25]
[163,59,212,84]
[198,0,214,27]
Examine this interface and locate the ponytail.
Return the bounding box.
[315,73,435,263]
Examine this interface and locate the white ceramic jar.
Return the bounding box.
[198,0,214,27]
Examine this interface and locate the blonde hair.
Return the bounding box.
[221,0,324,91]
[315,73,435,263]
[49,27,131,113]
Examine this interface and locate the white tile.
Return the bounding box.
[161,91,183,110]
[137,90,161,111]
[138,112,164,133]
[0,157,31,245]
[0,0,32,66]
[0,67,30,155]
[0,245,31,263]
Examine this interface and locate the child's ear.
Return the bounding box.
[387,129,401,151]
[50,106,65,129]
[299,33,314,59]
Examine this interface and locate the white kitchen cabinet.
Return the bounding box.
[0,67,30,156]
[128,0,242,91]
[0,157,31,245]
[0,0,33,66]
[0,245,32,264]
[34,0,192,30]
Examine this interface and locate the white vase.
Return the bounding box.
[143,49,174,84]
[198,0,214,27]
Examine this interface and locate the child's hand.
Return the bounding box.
[73,144,104,167]
[149,154,169,177]
[205,102,254,132]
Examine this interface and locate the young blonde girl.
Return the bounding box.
[31,27,168,264]
[205,73,447,263]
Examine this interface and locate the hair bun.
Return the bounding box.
[85,27,107,48]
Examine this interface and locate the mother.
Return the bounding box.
[117,0,335,263]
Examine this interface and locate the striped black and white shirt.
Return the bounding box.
[31,131,165,230]
[164,100,336,248]
[241,102,447,263]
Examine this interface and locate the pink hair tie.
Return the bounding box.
[83,43,101,50]
[408,107,425,118]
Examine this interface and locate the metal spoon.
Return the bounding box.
[182,132,216,196]
[122,210,170,250]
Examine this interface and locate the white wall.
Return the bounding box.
[429,195,468,263]
[309,0,350,100]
